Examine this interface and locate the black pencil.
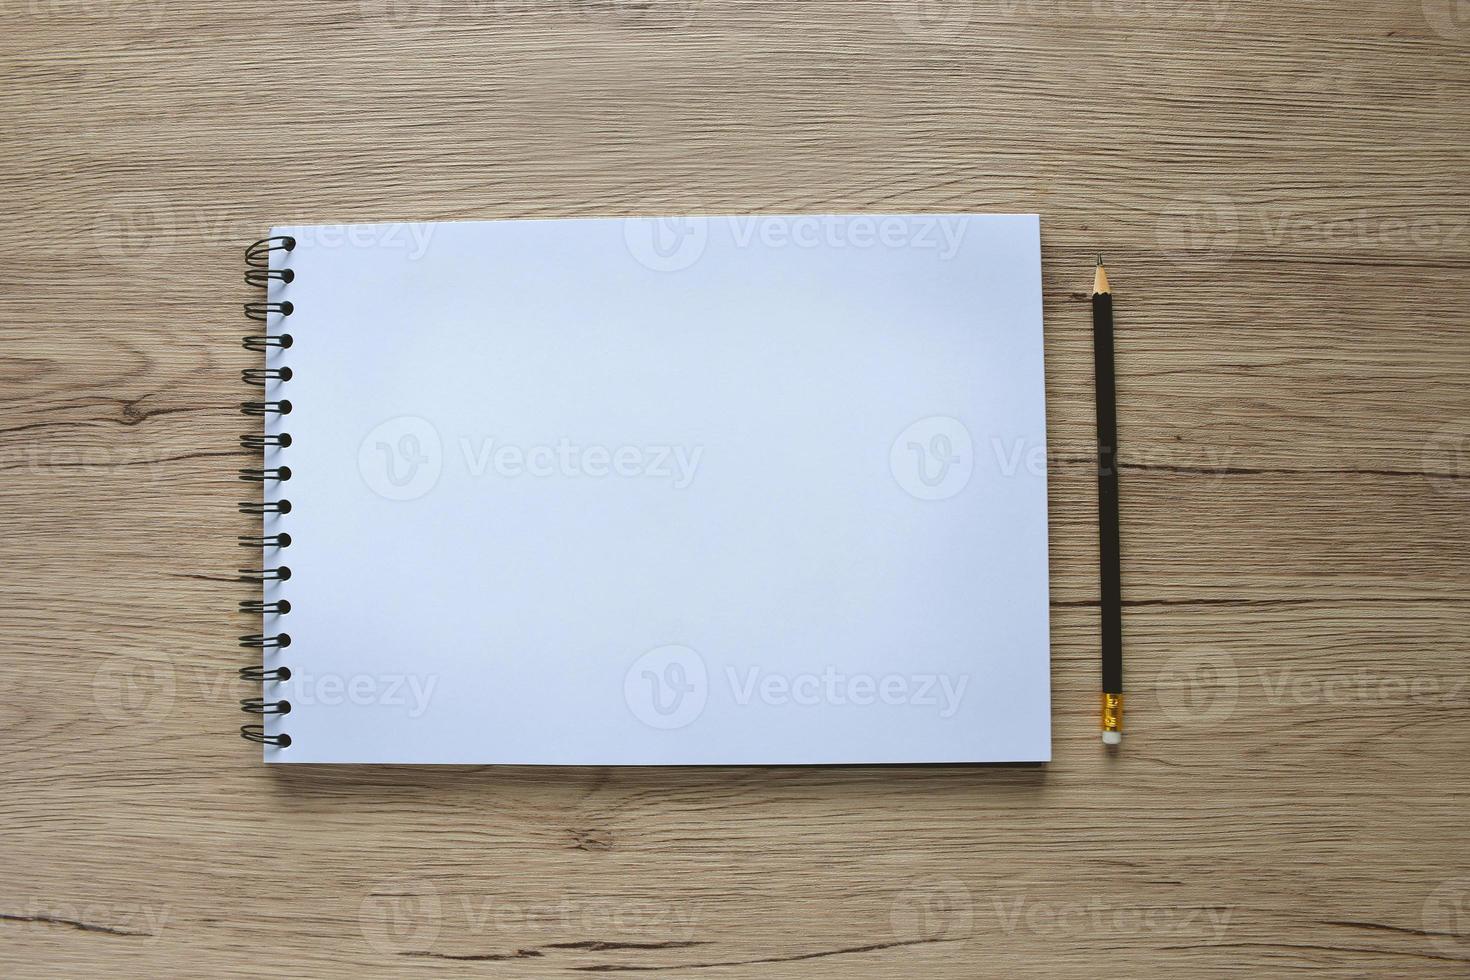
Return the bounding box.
[1093,257,1123,745]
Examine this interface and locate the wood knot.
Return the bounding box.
[119,394,158,425]
[569,828,613,851]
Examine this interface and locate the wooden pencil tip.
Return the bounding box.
[1092,261,1110,295]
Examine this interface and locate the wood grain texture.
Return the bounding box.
[3,0,1469,975]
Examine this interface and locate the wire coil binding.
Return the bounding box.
[242,367,293,385]
[239,599,291,615]
[244,300,294,321]
[238,466,292,482]
[238,533,291,548]
[246,235,295,268]
[240,400,291,416]
[238,499,291,515]
[243,334,292,352]
[239,633,292,649]
[241,697,292,715]
[240,666,292,682]
[240,236,295,750]
[240,433,293,450]
[245,268,295,288]
[240,724,292,747]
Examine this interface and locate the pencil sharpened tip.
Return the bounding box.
[1096,254,1104,267]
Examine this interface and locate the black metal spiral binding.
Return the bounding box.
[242,367,293,385]
[239,632,292,649]
[239,565,292,582]
[238,466,292,482]
[241,697,292,715]
[239,599,291,615]
[239,533,291,548]
[243,334,292,352]
[240,665,292,682]
[240,725,292,747]
[240,236,295,749]
[244,300,294,321]
[244,268,295,288]
[240,400,291,416]
[241,433,293,450]
[246,235,295,268]
[238,499,292,515]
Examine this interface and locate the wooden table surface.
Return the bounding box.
[4,0,1468,976]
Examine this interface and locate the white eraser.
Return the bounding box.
[1102,731,1122,745]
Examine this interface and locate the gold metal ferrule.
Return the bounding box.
[1102,693,1123,734]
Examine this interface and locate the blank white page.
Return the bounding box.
[256,215,1050,763]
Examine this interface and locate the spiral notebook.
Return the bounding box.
[239,215,1051,764]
